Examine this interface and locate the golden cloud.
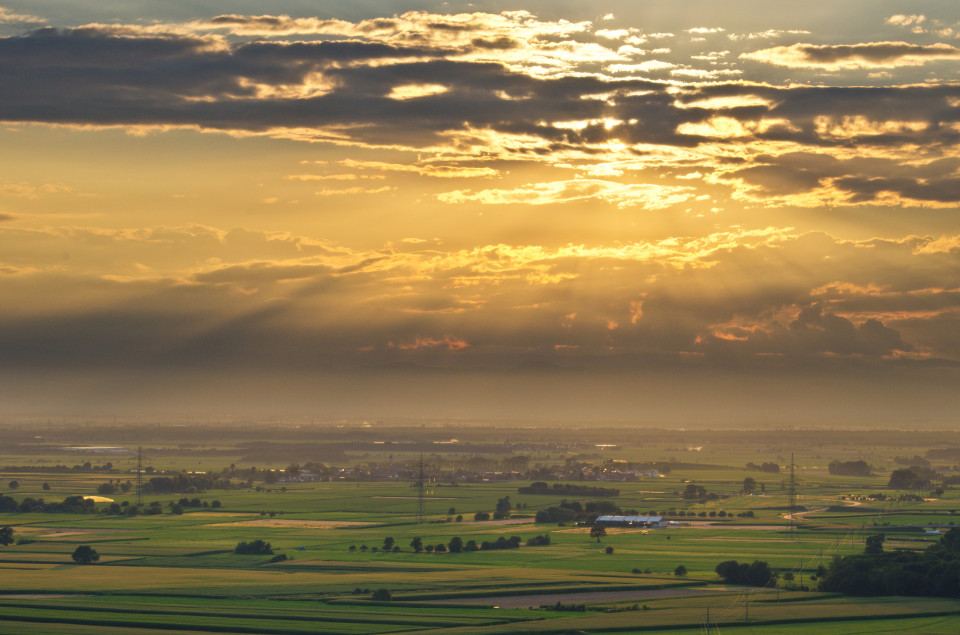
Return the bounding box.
[742,41,960,69]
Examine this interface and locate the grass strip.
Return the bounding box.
[0,601,504,628]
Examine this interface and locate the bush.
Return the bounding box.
[675,565,687,576]
[605,546,614,554]
[371,588,391,601]
[474,511,490,521]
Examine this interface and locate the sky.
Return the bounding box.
[0,1,959,425]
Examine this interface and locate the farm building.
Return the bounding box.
[595,515,666,528]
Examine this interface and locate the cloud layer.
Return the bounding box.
[1,6,959,419]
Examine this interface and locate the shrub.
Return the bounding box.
[371,588,391,601]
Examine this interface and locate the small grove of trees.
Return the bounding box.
[526,534,551,546]
[141,474,239,494]
[894,455,931,467]
[474,511,490,521]
[0,526,14,546]
[675,565,687,577]
[715,560,775,587]
[71,545,100,565]
[819,528,960,597]
[234,539,273,555]
[683,484,718,502]
[371,588,391,601]
[828,460,871,477]
[535,499,636,524]
[888,467,935,490]
[518,482,619,497]
[409,535,528,553]
[746,462,780,473]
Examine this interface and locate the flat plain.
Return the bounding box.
[1,421,959,633]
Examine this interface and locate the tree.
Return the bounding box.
[8,481,18,490]
[448,536,463,553]
[494,496,512,519]
[865,533,885,555]
[410,536,423,553]
[371,588,392,601]
[97,482,117,496]
[742,477,756,494]
[71,545,100,565]
[474,511,490,521]
[675,565,688,577]
[0,526,14,547]
[42,482,51,491]
[683,483,707,500]
[605,546,614,554]
[590,525,607,542]
[382,536,395,551]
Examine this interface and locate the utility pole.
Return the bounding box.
[136,445,143,509]
[787,452,797,536]
[416,453,425,525]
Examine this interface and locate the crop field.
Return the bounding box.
[1,422,960,633]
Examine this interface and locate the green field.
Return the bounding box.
[1,422,959,633]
